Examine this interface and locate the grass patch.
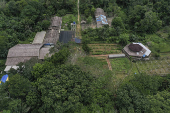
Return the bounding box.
[110,58,131,75]
[135,58,170,75]
[76,56,110,77]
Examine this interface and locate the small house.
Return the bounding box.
[94,8,108,28]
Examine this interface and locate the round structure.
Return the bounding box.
[128,43,143,52]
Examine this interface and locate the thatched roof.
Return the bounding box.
[6,44,43,66]
[5,57,34,66]
[48,16,62,29]
[95,8,105,17]
[32,31,46,44]
[39,47,53,59]
[7,44,43,57]
[43,30,59,44]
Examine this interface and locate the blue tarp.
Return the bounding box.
[143,54,146,57]
[1,74,8,83]
[73,21,76,24]
[44,43,53,46]
[96,15,108,24]
[75,38,81,43]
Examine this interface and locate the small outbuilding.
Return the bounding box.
[108,54,125,59]
[122,42,151,59]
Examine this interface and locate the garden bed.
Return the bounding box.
[88,44,122,55]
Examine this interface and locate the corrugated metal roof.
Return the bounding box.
[59,31,75,43]
[108,54,125,59]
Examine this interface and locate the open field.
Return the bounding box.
[110,58,131,75]
[88,44,122,55]
[75,56,109,77]
[136,57,170,76]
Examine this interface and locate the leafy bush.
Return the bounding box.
[41,20,50,30]
[82,43,91,54]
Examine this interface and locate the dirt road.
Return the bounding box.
[77,0,81,38]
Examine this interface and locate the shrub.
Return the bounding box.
[41,20,50,30]
[82,43,91,54]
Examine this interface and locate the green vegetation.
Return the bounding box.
[1,0,170,113]
[0,0,77,58]
[88,44,122,55]
[110,58,131,74]
[61,14,78,30]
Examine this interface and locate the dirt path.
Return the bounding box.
[106,58,112,71]
[77,0,81,39]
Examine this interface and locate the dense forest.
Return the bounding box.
[1,0,170,113]
[0,0,77,58]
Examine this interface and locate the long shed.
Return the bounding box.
[5,44,43,66]
[32,31,46,44]
[108,54,126,59]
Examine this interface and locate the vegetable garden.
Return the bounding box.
[88,44,122,55]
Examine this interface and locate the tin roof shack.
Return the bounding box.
[32,31,46,44]
[94,8,108,28]
[122,42,151,60]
